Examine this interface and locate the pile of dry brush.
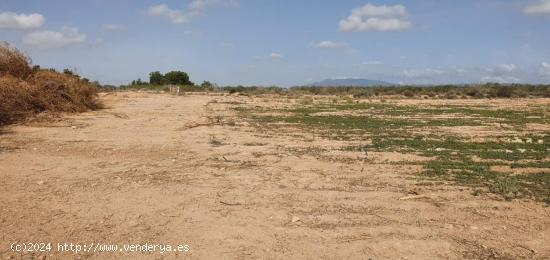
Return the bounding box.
[0,42,102,126]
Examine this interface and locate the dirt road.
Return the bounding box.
[1,92,549,259]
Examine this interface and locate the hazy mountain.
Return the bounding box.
[309,78,394,87]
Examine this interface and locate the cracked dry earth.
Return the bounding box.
[1,92,549,259]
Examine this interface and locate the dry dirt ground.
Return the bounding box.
[1,92,549,259]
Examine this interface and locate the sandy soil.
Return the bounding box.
[1,92,549,259]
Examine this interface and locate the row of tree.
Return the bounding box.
[129,70,214,88]
[149,71,192,85]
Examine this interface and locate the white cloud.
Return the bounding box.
[147,4,188,24]
[497,63,517,73]
[351,3,407,17]
[313,41,347,49]
[486,64,519,77]
[269,53,283,59]
[23,27,86,49]
[188,0,238,16]
[481,64,522,83]
[540,62,550,76]
[188,0,216,16]
[357,18,411,31]
[103,23,127,32]
[189,0,213,11]
[481,76,521,83]
[0,12,44,30]
[148,1,237,24]
[339,3,412,32]
[523,0,550,15]
[254,53,283,60]
[403,68,444,78]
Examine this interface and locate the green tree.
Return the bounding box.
[133,78,145,85]
[149,71,164,85]
[201,81,213,88]
[164,71,192,85]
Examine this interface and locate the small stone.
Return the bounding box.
[517,148,526,153]
[470,226,478,230]
[36,180,45,185]
[505,149,513,153]
[291,216,301,223]
[71,126,77,129]
[538,139,544,144]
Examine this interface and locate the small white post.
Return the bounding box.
[177,86,180,96]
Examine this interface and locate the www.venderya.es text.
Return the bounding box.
[10,242,190,254]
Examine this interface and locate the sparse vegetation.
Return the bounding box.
[235,97,550,203]
[288,84,550,98]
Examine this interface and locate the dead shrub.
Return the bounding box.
[0,76,37,124]
[0,45,103,126]
[0,42,32,79]
[495,86,515,98]
[27,70,103,112]
[403,90,415,98]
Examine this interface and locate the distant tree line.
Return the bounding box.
[126,70,214,89]
[288,84,550,98]
[148,71,192,85]
[106,70,550,99]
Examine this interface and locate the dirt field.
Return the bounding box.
[1,92,549,259]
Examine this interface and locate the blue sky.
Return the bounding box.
[1,0,550,86]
